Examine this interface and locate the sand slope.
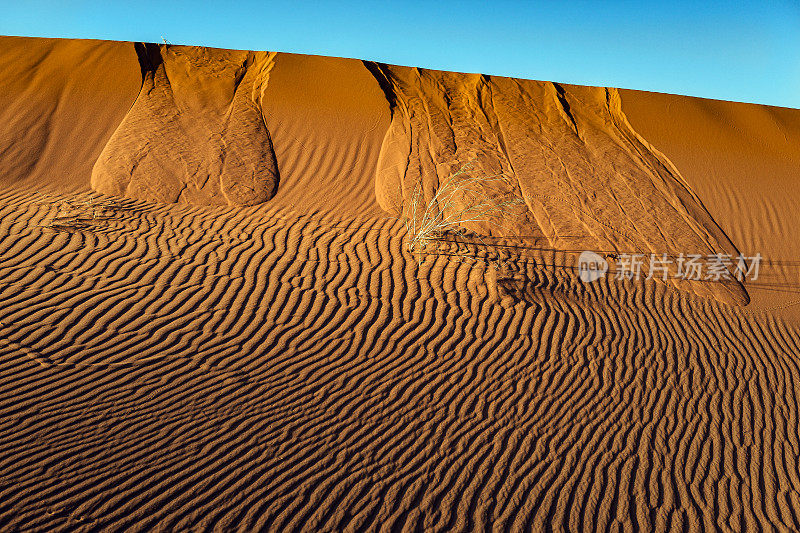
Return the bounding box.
[0,37,140,192]
[1,36,800,531]
[92,44,280,206]
[260,53,390,217]
[369,65,747,305]
[622,90,800,321]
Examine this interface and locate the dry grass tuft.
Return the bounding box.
[400,163,524,257]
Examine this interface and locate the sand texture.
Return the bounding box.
[369,66,746,305]
[1,36,800,532]
[92,44,279,206]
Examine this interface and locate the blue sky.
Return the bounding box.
[2,1,799,109]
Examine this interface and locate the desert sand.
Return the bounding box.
[1,35,800,531]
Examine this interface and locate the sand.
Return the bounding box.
[621,89,800,322]
[1,35,800,531]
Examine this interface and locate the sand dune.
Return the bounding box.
[621,90,800,322]
[2,189,800,531]
[1,36,800,531]
[92,44,280,206]
[260,53,390,217]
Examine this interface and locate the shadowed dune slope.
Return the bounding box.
[0,189,799,531]
[0,36,140,192]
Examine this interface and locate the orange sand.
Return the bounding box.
[1,36,799,531]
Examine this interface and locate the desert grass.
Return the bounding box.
[401,164,524,262]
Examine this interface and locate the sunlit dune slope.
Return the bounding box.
[369,66,748,305]
[0,188,799,531]
[92,44,280,206]
[622,90,800,320]
[259,53,390,217]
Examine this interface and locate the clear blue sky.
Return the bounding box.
[2,1,799,109]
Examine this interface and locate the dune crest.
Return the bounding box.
[369,65,748,305]
[91,44,279,207]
